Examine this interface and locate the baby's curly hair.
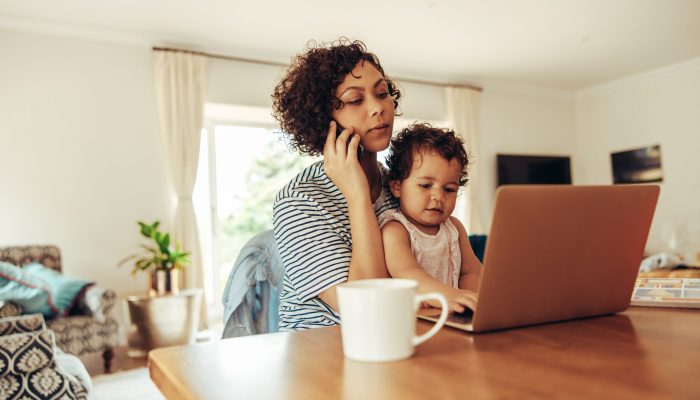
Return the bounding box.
[272,38,401,156]
[386,123,470,186]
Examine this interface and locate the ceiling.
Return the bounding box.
[1,0,699,90]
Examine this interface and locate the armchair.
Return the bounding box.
[0,245,120,371]
[0,314,89,399]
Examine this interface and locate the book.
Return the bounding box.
[631,278,700,309]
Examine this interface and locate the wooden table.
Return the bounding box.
[149,307,699,399]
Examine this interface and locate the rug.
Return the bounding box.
[91,368,165,400]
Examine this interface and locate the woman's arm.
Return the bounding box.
[318,125,389,311]
[450,217,483,292]
[382,220,476,313]
[317,198,388,311]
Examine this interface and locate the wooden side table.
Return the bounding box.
[126,288,202,357]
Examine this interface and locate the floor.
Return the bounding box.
[81,347,148,377]
[81,324,223,377]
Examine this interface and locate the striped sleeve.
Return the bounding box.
[273,195,351,303]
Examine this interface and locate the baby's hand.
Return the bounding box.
[445,288,477,314]
[421,288,477,313]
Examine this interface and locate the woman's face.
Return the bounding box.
[331,61,395,154]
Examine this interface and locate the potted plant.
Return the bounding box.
[119,220,191,296]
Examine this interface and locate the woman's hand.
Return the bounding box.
[319,121,389,309]
[323,121,370,203]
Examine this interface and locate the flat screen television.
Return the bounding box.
[497,154,572,186]
[611,144,663,184]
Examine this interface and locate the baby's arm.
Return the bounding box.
[450,217,483,293]
[382,220,476,313]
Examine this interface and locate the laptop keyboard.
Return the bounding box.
[447,309,474,324]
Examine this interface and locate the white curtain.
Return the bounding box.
[153,50,208,327]
[445,86,484,234]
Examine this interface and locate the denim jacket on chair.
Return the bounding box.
[221,230,284,339]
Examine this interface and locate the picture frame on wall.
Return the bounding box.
[611,144,663,184]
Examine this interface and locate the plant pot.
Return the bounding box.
[148,269,180,297]
[126,288,202,357]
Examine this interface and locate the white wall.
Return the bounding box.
[0,29,172,297]
[475,82,576,232]
[207,58,282,108]
[574,58,700,254]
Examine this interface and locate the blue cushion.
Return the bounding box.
[0,261,93,318]
[22,262,94,317]
[468,234,488,263]
[0,261,53,317]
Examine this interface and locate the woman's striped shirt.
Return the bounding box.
[273,160,398,330]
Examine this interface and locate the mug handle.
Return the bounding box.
[412,292,449,346]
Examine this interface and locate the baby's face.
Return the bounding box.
[390,151,462,235]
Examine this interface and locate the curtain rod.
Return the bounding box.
[152,46,483,92]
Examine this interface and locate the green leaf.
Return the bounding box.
[135,258,150,270]
[117,253,139,267]
[123,219,187,275]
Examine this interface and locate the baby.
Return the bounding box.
[380,123,482,312]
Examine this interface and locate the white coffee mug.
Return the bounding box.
[337,278,449,362]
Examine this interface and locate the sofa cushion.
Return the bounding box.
[22,263,94,317]
[0,262,93,318]
[0,261,53,317]
[0,329,55,376]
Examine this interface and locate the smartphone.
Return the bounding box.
[334,121,363,160]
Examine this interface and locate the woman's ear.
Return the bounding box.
[389,180,401,198]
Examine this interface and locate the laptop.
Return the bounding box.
[418,184,660,332]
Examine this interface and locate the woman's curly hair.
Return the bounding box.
[386,123,470,186]
[272,38,401,156]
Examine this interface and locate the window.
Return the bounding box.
[193,104,318,321]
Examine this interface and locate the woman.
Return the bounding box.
[272,39,401,330]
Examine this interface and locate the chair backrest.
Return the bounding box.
[0,245,62,272]
[0,314,47,336]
